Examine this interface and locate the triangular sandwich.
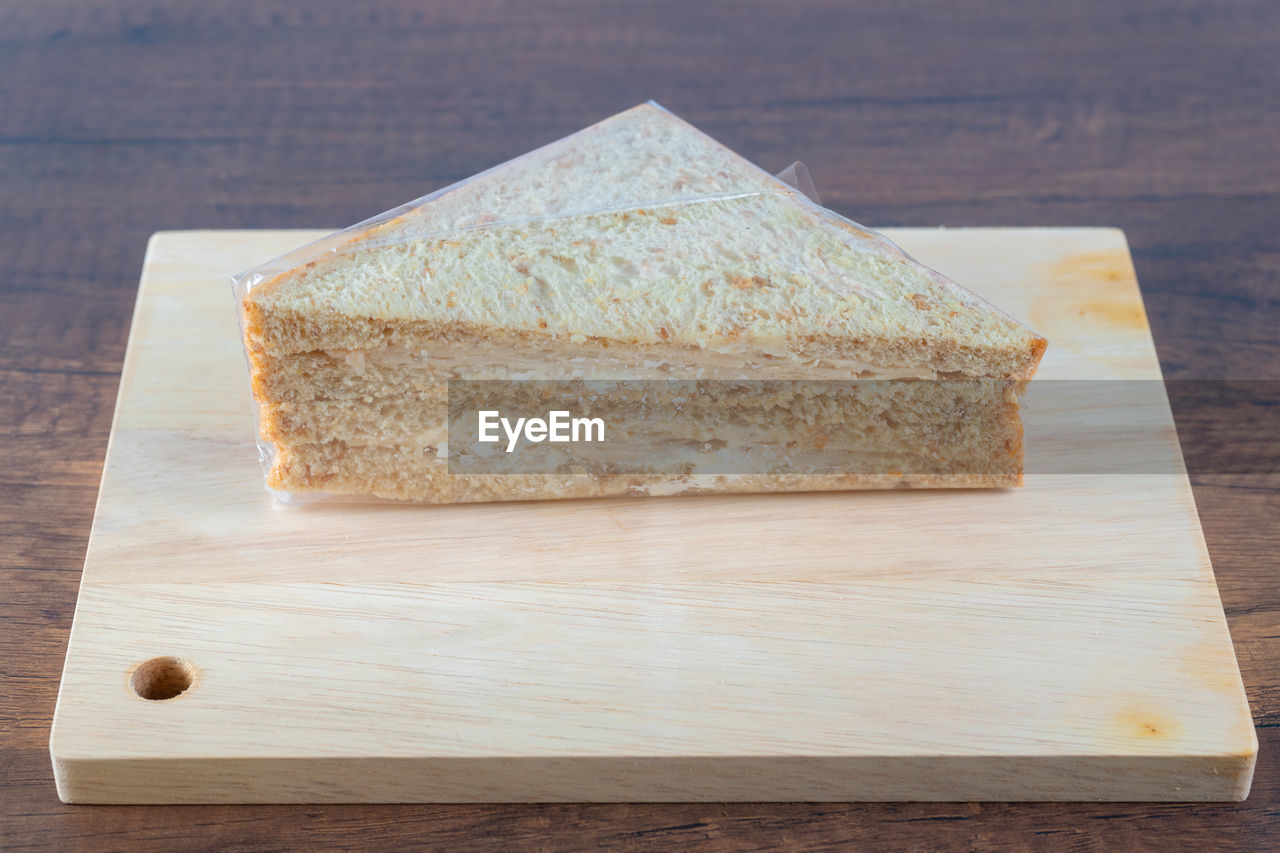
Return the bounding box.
[238,102,1046,502]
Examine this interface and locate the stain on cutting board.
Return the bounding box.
[1114,706,1185,743]
[1030,249,1149,347]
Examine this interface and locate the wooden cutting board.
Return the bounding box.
[50,228,1256,803]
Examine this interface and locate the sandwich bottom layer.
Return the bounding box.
[266,440,1022,504]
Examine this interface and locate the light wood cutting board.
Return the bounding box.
[50,228,1256,803]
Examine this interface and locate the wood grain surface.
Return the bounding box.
[51,227,1256,805]
[3,0,1277,848]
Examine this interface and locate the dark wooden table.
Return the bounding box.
[3,1,1276,849]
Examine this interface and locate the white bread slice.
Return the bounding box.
[238,102,1046,502]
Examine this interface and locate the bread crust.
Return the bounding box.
[268,439,1023,504]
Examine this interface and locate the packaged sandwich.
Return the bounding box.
[234,102,1046,504]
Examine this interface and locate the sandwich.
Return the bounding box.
[237,102,1046,503]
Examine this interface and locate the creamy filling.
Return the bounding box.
[323,342,937,381]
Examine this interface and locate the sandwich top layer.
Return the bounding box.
[241,102,1046,380]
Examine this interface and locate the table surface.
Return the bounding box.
[2,0,1276,849]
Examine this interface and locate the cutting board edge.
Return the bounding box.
[52,750,1256,804]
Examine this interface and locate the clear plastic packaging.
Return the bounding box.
[233,101,1043,505]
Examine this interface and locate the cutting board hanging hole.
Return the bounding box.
[130,657,195,701]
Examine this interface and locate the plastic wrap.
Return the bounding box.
[233,101,1043,505]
